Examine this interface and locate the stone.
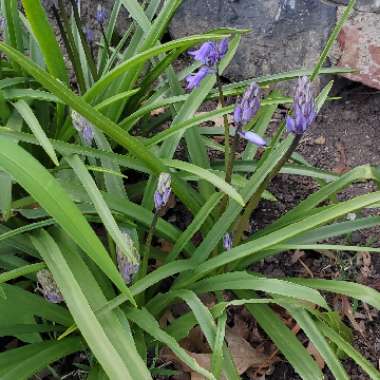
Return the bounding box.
[327,0,380,13]
[330,6,380,90]
[170,0,337,86]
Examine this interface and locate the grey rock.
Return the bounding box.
[170,0,337,85]
[326,0,380,13]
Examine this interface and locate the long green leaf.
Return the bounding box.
[0,338,83,379]
[317,321,380,380]
[0,139,128,294]
[163,159,244,206]
[236,290,323,380]
[31,230,147,380]
[13,99,59,165]
[66,154,137,268]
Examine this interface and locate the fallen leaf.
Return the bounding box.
[314,135,326,145]
[195,112,233,128]
[161,329,268,380]
[307,342,325,369]
[150,107,166,116]
[340,296,366,337]
[290,250,305,264]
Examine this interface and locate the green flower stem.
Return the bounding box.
[232,134,302,247]
[137,211,159,305]
[69,0,99,82]
[216,66,230,178]
[54,1,86,94]
[99,23,112,58]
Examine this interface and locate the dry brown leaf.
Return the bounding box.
[340,296,366,337]
[150,107,166,116]
[226,330,266,373]
[230,314,249,339]
[357,251,372,280]
[159,309,175,328]
[290,250,305,264]
[314,135,326,145]
[195,112,233,128]
[307,342,325,369]
[161,329,268,380]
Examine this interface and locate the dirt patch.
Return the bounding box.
[251,78,380,379]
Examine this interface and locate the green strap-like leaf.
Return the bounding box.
[13,100,59,165]
[0,139,128,294]
[0,338,83,380]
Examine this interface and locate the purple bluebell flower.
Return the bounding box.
[116,231,140,284]
[189,42,217,66]
[223,233,232,251]
[37,269,64,304]
[96,4,108,24]
[188,38,228,67]
[84,26,94,44]
[238,131,267,147]
[185,66,210,90]
[154,173,172,211]
[286,76,317,135]
[72,110,94,145]
[218,38,229,58]
[233,82,261,126]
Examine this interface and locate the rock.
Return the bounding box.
[330,6,380,90]
[327,0,380,13]
[170,0,337,87]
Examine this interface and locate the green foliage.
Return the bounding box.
[2,0,380,379]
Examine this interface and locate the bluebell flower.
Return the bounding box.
[116,231,140,284]
[72,110,94,145]
[185,66,210,90]
[188,38,228,67]
[154,173,172,211]
[37,269,64,304]
[186,38,229,90]
[238,131,267,147]
[286,76,317,135]
[84,26,94,44]
[223,233,232,251]
[96,4,108,24]
[234,82,261,126]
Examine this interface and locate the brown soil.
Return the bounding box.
[253,78,380,379]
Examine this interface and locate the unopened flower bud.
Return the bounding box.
[116,231,140,284]
[37,269,64,304]
[286,76,316,135]
[154,173,172,211]
[71,110,94,145]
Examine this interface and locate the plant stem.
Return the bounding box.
[55,1,86,94]
[69,0,98,81]
[99,23,112,58]
[137,211,159,304]
[233,134,302,246]
[216,66,230,177]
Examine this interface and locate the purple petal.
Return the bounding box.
[285,116,296,133]
[218,38,229,58]
[154,191,163,210]
[223,233,232,250]
[239,131,267,147]
[82,125,94,145]
[185,66,210,90]
[233,103,242,125]
[188,42,217,66]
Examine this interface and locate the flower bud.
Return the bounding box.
[154,173,172,211]
[71,110,94,145]
[37,269,64,304]
[286,76,316,135]
[116,231,140,284]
